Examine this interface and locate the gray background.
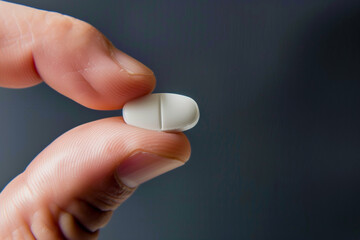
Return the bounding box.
[1,0,360,239]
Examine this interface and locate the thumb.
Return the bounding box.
[0,117,190,239]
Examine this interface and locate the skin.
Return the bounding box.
[0,1,191,239]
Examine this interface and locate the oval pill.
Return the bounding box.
[123,93,200,132]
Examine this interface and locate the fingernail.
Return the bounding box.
[111,49,154,76]
[117,152,184,188]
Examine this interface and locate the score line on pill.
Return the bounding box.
[123,93,200,132]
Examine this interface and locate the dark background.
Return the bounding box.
[1,0,360,239]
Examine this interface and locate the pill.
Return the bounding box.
[123,93,200,132]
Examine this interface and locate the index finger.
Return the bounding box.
[0,1,155,110]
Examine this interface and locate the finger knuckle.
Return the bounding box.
[42,11,75,37]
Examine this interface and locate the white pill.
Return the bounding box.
[123,93,200,132]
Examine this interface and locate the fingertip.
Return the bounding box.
[106,117,191,162]
[88,72,157,110]
[31,13,156,110]
[81,47,157,110]
[0,2,156,109]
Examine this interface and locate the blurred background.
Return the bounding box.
[1,0,360,239]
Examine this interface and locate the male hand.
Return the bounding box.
[0,1,190,239]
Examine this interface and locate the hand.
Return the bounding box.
[0,2,190,239]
